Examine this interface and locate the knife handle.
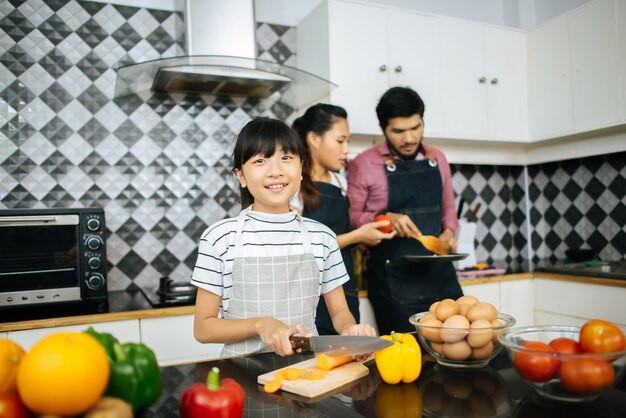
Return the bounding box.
[289,336,312,352]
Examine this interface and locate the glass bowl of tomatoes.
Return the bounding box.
[409,311,516,369]
[498,322,626,402]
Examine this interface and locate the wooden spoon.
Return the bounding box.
[411,234,452,256]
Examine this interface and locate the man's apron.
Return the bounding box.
[368,153,462,335]
[303,181,360,335]
[221,209,321,356]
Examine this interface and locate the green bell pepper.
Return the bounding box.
[85,327,162,410]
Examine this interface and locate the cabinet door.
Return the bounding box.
[1,332,7,340]
[568,0,621,131]
[387,11,443,135]
[485,27,528,140]
[440,19,488,138]
[140,314,223,366]
[7,320,140,351]
[617,0,626,121]
[461,282,500,311]
[528,15,573,138]
[328,0,388,134]
[500,279,533,327]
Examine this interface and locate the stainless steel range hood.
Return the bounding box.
[114,0,335,108]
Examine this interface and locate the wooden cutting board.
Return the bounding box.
[257,357,369,398]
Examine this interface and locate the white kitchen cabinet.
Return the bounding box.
[529,0,622,139]
[528,15,573,138]
[298,0,442,135]
[568,0,621,131]
[500,279,533,327]
[533,278,626,333]
[7,320,140,351]
[440,20,528,141]
[140,314,223,366]
[618,0,626,121]
[1,332,8,340]
[461,281,500,311]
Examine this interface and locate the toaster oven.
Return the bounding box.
[0,207,107,308]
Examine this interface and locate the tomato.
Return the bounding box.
[559,358,614,393]
[549,337,582,355]
[513,341,559,382]
[579,319,626,354]
[374,214,393,233]
[0,392,31,418]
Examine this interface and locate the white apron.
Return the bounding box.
[221,208,321,356]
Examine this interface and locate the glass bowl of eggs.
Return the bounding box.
[409,296,516,369]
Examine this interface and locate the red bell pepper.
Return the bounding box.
[180,367,245,418]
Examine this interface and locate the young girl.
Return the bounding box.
[191,117,375,357]
[292,104,395,335]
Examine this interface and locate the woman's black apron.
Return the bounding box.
[303,181,360,335]
[367,156,462,335]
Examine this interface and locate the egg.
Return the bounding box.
[431,342,445,356]
[470,341,494,359]
[419,312,436,323]
[466,302,498,322]
[429,301,440,313]
[491,319,504,343]
[456,295,479,306]
[443,340,472,361]
[459,303,471,317]
[467,319,494,348]
[435,298,460,321]
[441,315,470,343]
[420,317,444,343]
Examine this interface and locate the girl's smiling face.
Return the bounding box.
[235,144,302,214]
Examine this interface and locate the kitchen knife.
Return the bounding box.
[290,335,393,356]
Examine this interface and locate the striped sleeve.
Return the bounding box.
[191,220,233,297]
[303,219,349,294]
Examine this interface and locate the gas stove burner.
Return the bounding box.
[142,277,197,307]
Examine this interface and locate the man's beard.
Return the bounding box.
[385,137,421,161]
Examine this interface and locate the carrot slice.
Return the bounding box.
[264,379,282,393]
[282,367,307,380]
[316,353,353,371]
[305,370,326,380]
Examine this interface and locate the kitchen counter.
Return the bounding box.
[2,268,626,332]
[140,351,626,418]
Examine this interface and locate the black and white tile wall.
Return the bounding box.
[0,0,297,291]
[1,1,625,295]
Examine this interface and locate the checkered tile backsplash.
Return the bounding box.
[1,1,624,294]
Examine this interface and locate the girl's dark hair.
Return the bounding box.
[232,117,313,209]
[292,104,348,212]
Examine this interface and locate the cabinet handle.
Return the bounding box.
[394,65,403,73]
[478,77,486,83]
[379,65,387,72]
[490,78,498,85]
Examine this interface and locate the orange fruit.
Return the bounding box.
[16,332,110,416]
[0,339,25,394]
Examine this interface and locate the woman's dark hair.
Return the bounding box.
[292,104,348,212]
[232,117,312,209]
[376,87,425,130]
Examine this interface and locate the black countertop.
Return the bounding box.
[139,351,626,418]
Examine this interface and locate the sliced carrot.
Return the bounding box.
[305,370,326,380]
[264,379,282,393]
[316,353,353,371]
[282,367,307,380]
[274,370,287,380]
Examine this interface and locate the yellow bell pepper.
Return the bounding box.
[374,332,422,384]
[375,382,423,418]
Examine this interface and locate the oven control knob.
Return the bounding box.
[87,236,102,250]
[87,218,101,231]
[88,256,101,270]
[87,274,104,290]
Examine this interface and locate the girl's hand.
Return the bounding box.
[357,221,396,246]
[340,324,378,361]
[257,318,309,356]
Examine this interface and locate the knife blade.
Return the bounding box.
[289,335,393,356]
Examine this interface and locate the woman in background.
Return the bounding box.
[292,104,395,335]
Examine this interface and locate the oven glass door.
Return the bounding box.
[0,215,80,292]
